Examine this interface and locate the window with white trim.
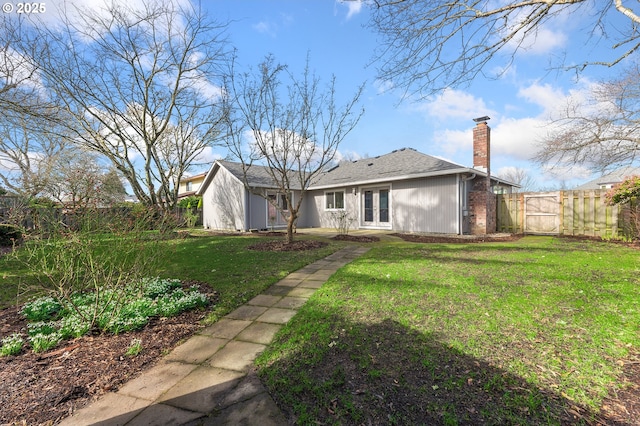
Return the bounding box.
[325,191,345,210]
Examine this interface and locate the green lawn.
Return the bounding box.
[256,236,640,425]
[0,234,342,323]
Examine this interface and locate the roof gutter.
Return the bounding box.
[308,167,482,190]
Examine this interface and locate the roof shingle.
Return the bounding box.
[310,147,466,188]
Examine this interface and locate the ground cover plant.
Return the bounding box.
[1,277,209,355]
[257,236,640,425]
[0,232,340,424]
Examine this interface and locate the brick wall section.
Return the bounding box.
[469,121,497,234]
[469,178,496,234]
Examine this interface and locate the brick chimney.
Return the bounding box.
[468,116,496,235]
[473,118,490,174]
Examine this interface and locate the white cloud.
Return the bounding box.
[333,149,362,163]
[43,0,194,34]
[373,79,394,95]
[432,128,470,156]
[498,5,569,57]
[517,26,567,55]
[192,146,222,166]
[337,0,364,20]
[253,20,277,37]
[252,13,293,38]
[428,86,565,166]
[539,163,593,186]
[417,89,497,121]
[1,47,44,93]
[517,82,567,114]
[491,117,547,161]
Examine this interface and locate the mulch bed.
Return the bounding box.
[0,282,217,426]
[330,234,380,243]
[393,233,522,243]
[247,240,328,252]
[559,234,640,249]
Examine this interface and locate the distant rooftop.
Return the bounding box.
[575,166,640,190]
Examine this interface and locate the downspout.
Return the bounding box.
[460,173,477,234]
[244,188,250,232]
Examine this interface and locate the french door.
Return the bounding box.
[362,187,390,228]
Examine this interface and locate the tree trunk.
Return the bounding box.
[286,211,297,244]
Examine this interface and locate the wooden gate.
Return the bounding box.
[524,192,560,234]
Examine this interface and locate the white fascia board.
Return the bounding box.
[195,161,221,196]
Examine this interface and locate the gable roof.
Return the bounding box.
[197,148,518,195]
[309,147,472,189]
[575,166,640,190]
[219,160,303,190]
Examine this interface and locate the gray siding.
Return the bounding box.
[247,190,305,230]
[392,176,459,233]
[247,192,267,230]
[305,188,357,229]
[202,166,246,231]
[295,191,314,228]
[306,178,460,233]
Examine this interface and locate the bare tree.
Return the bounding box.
[535,62,640,171]
[498,167,537,192]
[0,14,40,114]
[19,0,229,211]
[225,55,364,243]
[368,0,640,99]
[48,149,126,210]
[0,112,68,199]
[0,14,68,197]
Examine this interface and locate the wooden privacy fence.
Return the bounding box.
[0,203,203,231]
[497,190,637,238]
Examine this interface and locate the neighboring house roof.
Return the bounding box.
[575,166,640,190]
[179,172,207,183]
[310,147,475,189]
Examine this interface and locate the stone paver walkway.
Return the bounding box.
[59,245,369,426]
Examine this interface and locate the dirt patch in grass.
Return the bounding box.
[600,352,640,424]
[331,234,380,243]
[0,282,217,425]
[248,240,328,251]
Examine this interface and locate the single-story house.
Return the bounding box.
[197,119,517,235]
[574,166,640,190]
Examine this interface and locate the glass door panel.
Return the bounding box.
[364,190,374,222]
[379,189,389,223]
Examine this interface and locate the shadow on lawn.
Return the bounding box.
[259,313,622,425]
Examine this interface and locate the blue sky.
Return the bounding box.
[205,0,636,189]
[38,0,638,189]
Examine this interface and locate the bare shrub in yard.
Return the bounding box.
[12,208,161,331]
[329,210,356,235]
